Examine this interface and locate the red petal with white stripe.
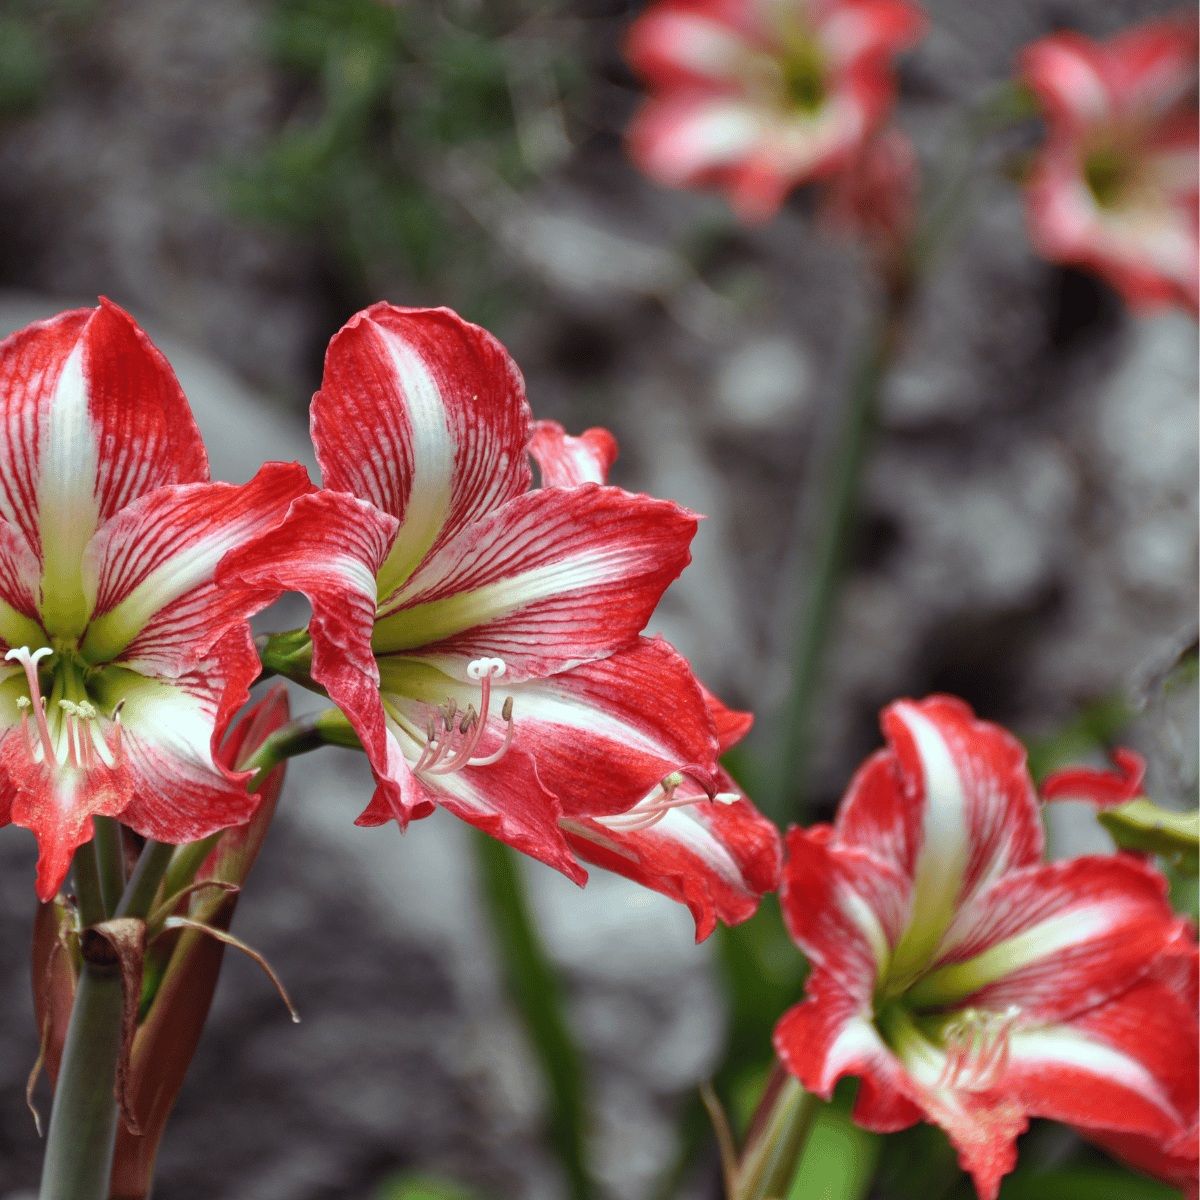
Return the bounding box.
[313,304,532,604]
[81,461,314,674]
[0,300,209,636]
[372,485,698,680]
[529,420,618,487]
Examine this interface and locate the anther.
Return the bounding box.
[596,769,736,834]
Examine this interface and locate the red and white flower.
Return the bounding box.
[0,300,312,900]
[1021,16,1199,316]
[773,695,1198,1199]
[624,0,927,222]
[220,304,780,937]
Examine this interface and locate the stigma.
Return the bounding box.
[6,645,123,771]
[412,657,515,776]
[596,769,739,834]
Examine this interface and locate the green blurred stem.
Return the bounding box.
[735,1070,820,1200]
[472,832,593,1200]
[773,287,909,819]
[39,836,128,1200]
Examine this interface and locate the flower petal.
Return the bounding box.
[216,489,430,825]
[313,304,532,602]
[81,462,314,672]
[357,736,586,886]
[0,517,50,651]
[371,485,698,678]
[529,420,618,487]
[105,626,266,850]
[908,854,1186,1022]
[697,678,753,754]
[467,636,720,819]
[0,300,209,636]
[780,824,910,1018]
[1039,746,1147,806]
[4,730,133,901]
[562,763,780,940]
[836,697,1044,985]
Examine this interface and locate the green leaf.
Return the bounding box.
[998,1166,1182,1200]
[1098,800,1199,873]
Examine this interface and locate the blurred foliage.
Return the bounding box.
[472,830,594,1200]
[0,0,96,114]
[229,0,580,321]
[376,1173,480,1200]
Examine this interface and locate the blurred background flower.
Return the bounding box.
[0,1,1194,1198]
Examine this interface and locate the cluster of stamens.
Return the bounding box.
[411,657,514,776]
[935,1005,1021,1091]
[596,770,739,833]
[5,645,122,771]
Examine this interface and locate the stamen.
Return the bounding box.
[6,647,56,763]
[936,1006,1021,1090]
[416,659,513,777]
[110,699,125,767]
[58,701,81,768]
[596,769,737,834]
[15,695,34,760]
[468,695,515,767]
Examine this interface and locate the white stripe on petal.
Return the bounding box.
[908,904,1122,1008]
[373,326,454,602]
[887,706,970,984]
[37,342,100,635]
[375,550,633,651]
[1008,1026,1172,1113]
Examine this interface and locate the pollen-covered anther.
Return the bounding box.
[597,770,739,834]
[936,1005,1022,1091]
[413,657,515,775]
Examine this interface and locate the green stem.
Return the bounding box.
[72,842,106,930]
[38,962,125,1200]
[735,1071,820,1200]
[116,839,177,920]
[40,839,123,1200]
[91,816,125,918]
[772,288,909,821]
[472,831,593,1200]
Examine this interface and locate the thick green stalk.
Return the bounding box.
[39,835,131,1200]
[38,961,125,1200]
[472,832,593,1200]
[91,816,126,918]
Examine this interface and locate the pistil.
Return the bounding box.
[7,646,56,763]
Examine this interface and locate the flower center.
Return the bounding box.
[931,1005,1022,1090]
[411,657,515,776]
[780,40,826,113]
[594,768,738,833]
[1084,143,1137,208]
[5,645,124,772]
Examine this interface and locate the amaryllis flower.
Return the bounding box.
[220,304,781,936]
[774,695,1198,1199]
[0,300,312,900]
[1021,16,1199,315]
[624,0,927,221]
